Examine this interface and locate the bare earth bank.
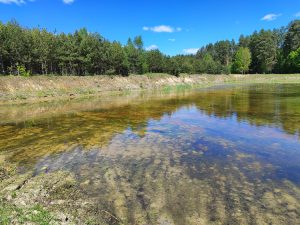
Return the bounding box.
[1,74,300,104]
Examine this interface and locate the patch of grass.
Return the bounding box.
[36,90,57,98]
[162,82,212,94]
[143,73,170,78]
[0,161,17,180]
[0,203,56,225]
[29,205,55,225]
[13,93,28,100]
[11,192,17,199]
[74,87,97,95]
[162,84,191,93]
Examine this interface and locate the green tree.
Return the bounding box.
[165,56,180,76]
[0,22,6,74]
[283,20,300,56]
[146,50,164,73]
[249,30,277,73]
[239,35,251,48]
[30,28,52,74]
[214,40,233,66]
[231,47,251,74]
[109,41,129,76]
[133,36,144,50]
[198,54,218,74]
[125,38,140,74]
[4,20,28,74]
[286,47,300,72]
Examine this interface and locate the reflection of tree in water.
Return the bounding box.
[1,84,300,166]
[0,97,187,165]
[193,84,300,136]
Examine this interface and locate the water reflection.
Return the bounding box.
[0,84,300,224]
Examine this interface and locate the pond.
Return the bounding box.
[0,84,300,224]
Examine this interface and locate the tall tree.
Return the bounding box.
[109,41,129,76]
[239,35,251,48]
[214,40,232,66]
[0,22,6,73]
[146,50,164,73]
[231,47,251,74]
[283,20,300,56]
[4,20,27,74]
[249,30,277,73]
[125,38,140,74]
[133,36,144,50]
[286,48,300,73]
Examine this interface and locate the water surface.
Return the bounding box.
[0,84,300,224]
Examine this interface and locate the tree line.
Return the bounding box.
[0,19,299,76]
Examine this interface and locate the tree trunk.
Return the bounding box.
[0,56,4,74]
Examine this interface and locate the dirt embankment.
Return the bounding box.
[0,74,300,103]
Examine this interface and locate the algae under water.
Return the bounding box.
[0,84,300,224]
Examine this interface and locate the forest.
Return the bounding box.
[0,19,299,76]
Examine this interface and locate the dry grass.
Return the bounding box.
[0,74,300,103]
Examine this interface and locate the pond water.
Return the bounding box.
[0,84,300,224]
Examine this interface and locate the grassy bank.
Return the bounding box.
[0,74,300,104]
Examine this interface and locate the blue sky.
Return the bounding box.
[0,0,300,55]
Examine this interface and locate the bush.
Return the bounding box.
[17,65,30,77]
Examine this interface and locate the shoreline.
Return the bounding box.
[0,74,300,105]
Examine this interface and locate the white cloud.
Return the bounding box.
[295,12,300,17]
[0,0,25,5]
[168,38,176,42]
[261,13,282,21]
[183,48,199,55]
[143,25,182,33]
[146,45,159,51]
[63,0,74,4]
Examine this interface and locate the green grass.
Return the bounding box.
[143,73,170,78]
[0,203,56,225]
[162,83,194,93]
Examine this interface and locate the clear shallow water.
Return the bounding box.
[0,84,300,224]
